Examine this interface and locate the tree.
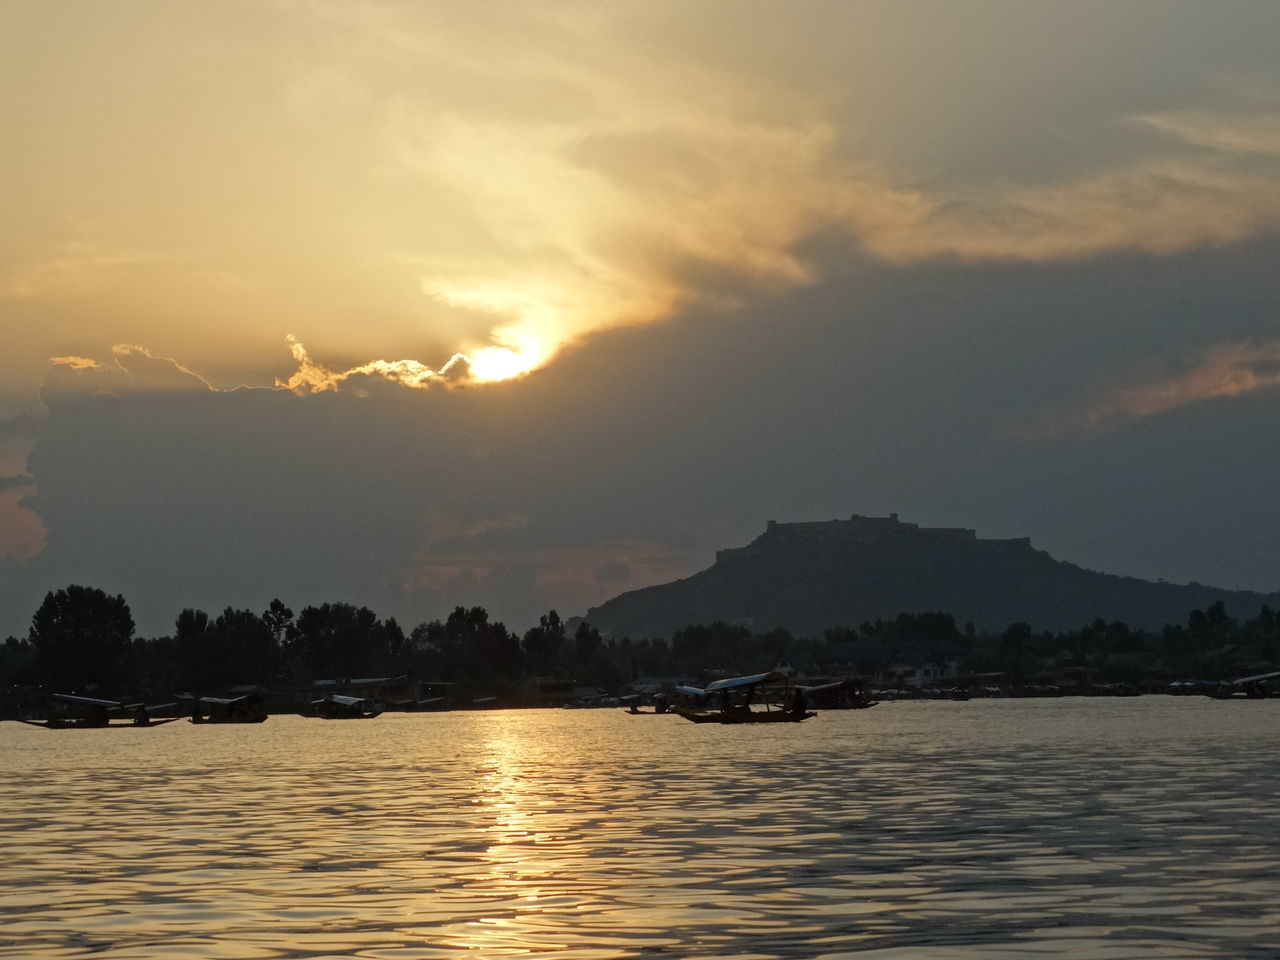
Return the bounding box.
[573,620,603,668]
[0,635,35,686]
[212,607,278,684]
[290,603,382,679]
[999,622,1033,680]
[28,586,135,690]
[263,599,295,648]
[522,610,565,677]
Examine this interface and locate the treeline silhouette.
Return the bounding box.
[2,585,1277,701]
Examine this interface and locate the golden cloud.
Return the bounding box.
[1028,339,1280,438]
[10,3,1280,399]
[1108,340,1280,419]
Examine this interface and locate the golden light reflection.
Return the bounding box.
[461,709,614,938]
[476,718,546,884]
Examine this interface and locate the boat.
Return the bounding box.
[797,678,880,710]
[310,694,383,719]
[183,693,268,723]
[17,693,181,729]
[621,693,673,715]
[671,671,816,724]
[1208,670,1280,699]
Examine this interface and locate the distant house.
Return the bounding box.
[879,661,958,689]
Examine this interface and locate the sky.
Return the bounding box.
[3,0,1280,638]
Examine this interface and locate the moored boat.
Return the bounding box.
[672,671,816,724]
[183,693,269,723]
[17,693,180,729]
[310,694,383,719]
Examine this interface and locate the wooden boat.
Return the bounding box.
[797,678,880,710]
[621,693,672,715]
[672,672,816,724]
[310,694,383,719]
[183,694,268,723]
[1209,670,1280,699]
[17,693,180,729]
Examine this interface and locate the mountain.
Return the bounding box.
[583,514,1280,638]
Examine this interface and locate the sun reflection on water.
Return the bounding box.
[2,703,1280,958]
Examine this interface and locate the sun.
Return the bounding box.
[466,337,550,384]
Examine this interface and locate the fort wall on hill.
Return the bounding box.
[585,512,1280,639]
[715,514,1030,566]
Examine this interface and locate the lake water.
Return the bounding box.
[2,698,1279,959]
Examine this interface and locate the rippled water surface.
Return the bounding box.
[3,699,1280,958]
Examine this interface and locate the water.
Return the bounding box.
[2,698,1279,959]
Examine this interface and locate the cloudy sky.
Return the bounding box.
[3,0,1280,638]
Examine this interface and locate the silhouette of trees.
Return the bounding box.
[173,607,215,690]
[573,619,602,667]
[415,606,523,696]
[999,622,1033,680]
[28,585,134,690]
[521,610,565,676]
[263,599,295,648]
[149,606,279,692]
[213,607,278,684]
[1257,605,1276,661]
[0,635,34,685]
[9,584,1280,702]
[289,603,384,679]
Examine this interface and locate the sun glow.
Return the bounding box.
[465,336,549,383]
[275,331,550,394]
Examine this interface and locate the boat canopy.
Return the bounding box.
[798,679,859,694]
[674,684,708,697]
[704,671,788,694]
[1233,670,1280,685]
[316,694,370,707]
[51,693,124,708]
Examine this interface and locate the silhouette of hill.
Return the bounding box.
[583,514,1280,638]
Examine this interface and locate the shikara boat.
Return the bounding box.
[1209,670,1280,699]
[797,678,880,710]
[310,694,383,719]
[183,693,269,723]
[621,694,672,715]
[17,693,181,729]
[672,671,816,724]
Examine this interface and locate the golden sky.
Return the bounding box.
[3,1,1280,634]
[4,1,1280,415]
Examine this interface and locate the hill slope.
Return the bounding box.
[583,514,1280,638]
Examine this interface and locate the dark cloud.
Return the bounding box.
[0,414,41,441]
[4,235,1280,637]
[593,561,631,586]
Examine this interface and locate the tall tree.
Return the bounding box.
[290,602,382,678]
[28,586,135,690]
[212,607,278,685]
[262,598,295,648]
[522,610,565,676]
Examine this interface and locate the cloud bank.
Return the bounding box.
[5,2,1280,411]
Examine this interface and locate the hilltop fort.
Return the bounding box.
[583,513,1280,638]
